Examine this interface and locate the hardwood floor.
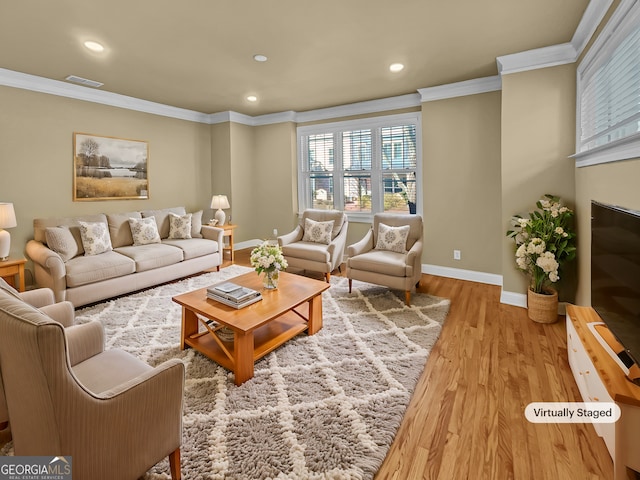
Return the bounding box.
[231,250,614,480]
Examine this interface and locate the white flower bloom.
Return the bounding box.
[516,244,527,258]
[549,271,559,282]
[555,227,564,235]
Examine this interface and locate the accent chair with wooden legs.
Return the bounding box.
[278,209,348,282]
[0,283,185,480]
[347,213,423,305]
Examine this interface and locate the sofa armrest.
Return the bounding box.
[20,288,55,308]
[40,301,75,328]
[278,226,303,247]
[26,240,67,303]
[201,225,224,248]
[328,218,349,263]
[347,228,374,258]
[66,321,105,366]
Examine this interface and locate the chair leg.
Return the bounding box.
[325,272,331,283]
[169,448,181,480]
[348,279,353,293]
[405,291,411,306]
[338,265,342,273]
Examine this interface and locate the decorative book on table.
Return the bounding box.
[207,282,262,309]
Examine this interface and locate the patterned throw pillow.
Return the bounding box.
[375,223,410,253]
[168,213,192,239]
[78,221,113,256]
[128,217,161,246]
[302,218,334,245]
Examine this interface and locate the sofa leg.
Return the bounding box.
[405,291,411,306]
[216,266,220,272]
[325,273,331,283]
[348,279,353,293]
[169,448,181,480]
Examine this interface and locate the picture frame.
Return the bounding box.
[73,132,149,201]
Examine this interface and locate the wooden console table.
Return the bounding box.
[0,257,26,292]
[567,305,640,479]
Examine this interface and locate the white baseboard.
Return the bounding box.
[501,289,567,314]
[422,264,503,286]
[234,239,262,251]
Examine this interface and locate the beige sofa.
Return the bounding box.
[26,207,223,307]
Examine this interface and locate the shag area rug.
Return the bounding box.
[6,266,451,479]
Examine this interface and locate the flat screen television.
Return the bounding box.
[591,200,640,369]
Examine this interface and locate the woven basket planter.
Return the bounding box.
[527,288,558,324]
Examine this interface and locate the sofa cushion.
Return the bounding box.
[107,212,141,247]
[45,226,80,261]
[65,251,135,288]
[281,242,330,263]
[114,244,183,272]
[168,213,192,239]
[162,238,219,260]
[34,214,107,244]
[348,250,408,277]
[78,221,113,256]
[128,217,161,246]
[190,210,203,239]
[302,218,334,245]
[375,223,410,254]
[141,207,186,239]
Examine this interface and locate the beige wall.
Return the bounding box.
[500,64,577,299]
[574,158,640,305]
[422,91,502,274]
[0,86,211,283]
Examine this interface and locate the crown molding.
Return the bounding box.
[0,68,211,123]
[571,0,614,57]
[496,43,578,75]
[418,76,501,102]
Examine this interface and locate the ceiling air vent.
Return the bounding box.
[64,75,104,88]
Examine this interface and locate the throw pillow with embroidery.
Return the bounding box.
[78,221,113,256]
[302,218,334,245]
[128,217,161,246]
[168,213,193,239]
[375,223,410,253]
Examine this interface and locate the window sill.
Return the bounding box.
[573,134,640,168]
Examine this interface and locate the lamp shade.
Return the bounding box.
[210,195,230,210]
[0,203,17,229]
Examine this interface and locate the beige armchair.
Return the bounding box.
[0,284,185,480]
[347,213,423,305]
[278,209,348,282]
[0,279,75,431]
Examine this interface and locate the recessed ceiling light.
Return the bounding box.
[247,95,258,102]
[83,41,105,53]
[389,63,404,73]
[253,54,268,62]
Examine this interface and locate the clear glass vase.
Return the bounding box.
[263,269,279,289]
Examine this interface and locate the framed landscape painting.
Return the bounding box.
[73,133,149,201]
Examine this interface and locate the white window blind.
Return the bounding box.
[576,1,640,164]
[297,113,421,220]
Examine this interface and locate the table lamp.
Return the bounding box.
[210,195,230,226]
[0,203,17,261]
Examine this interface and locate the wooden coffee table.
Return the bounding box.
[172,271,330,385]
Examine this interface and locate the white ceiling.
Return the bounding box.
[0,0,591,116]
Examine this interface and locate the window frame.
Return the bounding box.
[574,0,640,167]
[297,112,422,223]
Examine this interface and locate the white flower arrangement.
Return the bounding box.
[249,241,288,274]
[507,195,576,294]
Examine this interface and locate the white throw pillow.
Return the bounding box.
[168,213,192,239]
[375,223,410,253]
[45,226,80,262]
[78,221,113,256]
[302,218,334,245]
[128,217,161,246]
[190,210,203,238]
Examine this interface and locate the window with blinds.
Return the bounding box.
[576,1,640,164]
[298,112,420,218]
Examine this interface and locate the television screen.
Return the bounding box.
[591,201,640,367]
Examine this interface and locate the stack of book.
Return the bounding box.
[207,281,262,309]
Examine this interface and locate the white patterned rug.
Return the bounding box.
[6,265,450,479]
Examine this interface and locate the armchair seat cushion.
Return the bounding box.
[65,251,136,287]
[72,349,152,395]
[281,241,330,263]
[348,250,409,277]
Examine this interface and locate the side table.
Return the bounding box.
[221,224,237,262]
[0,257,26,292]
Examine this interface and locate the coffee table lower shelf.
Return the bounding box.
[184,310,309,383]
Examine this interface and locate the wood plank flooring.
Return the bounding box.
[231,250,614,480]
